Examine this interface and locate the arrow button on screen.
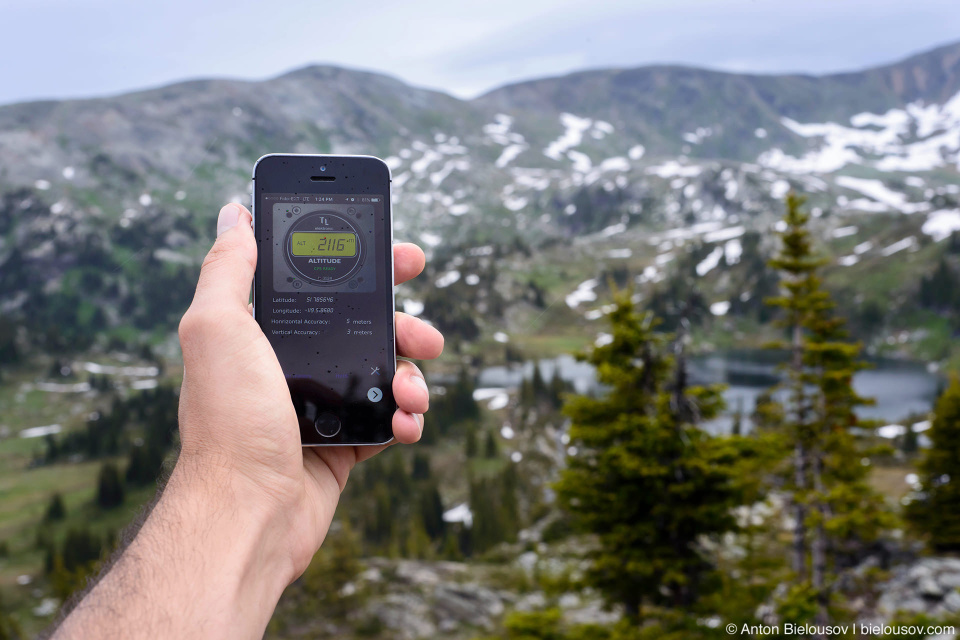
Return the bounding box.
[367,387,383,403]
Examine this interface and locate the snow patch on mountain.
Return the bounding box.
[567,150,592,173]
[880,237,917,257]
[646,161,702,178]
[696,246,724,276]
[503,195,528,211]
[922,209,960,241]
[835,176,928,214]
[566,279,598,308]
[758,91,960,174]
[724,239,742,264]
[683,127,713,144]
[599,157,630,172]
[544,113,593,160]
[402,299,424,316]
[483,114,525,146]
[704,226,745,243]
[420,232,442,247]
[436,270,461,288]
[495,144,527,168]
[710,301,730,316]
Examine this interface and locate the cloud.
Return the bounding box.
[0,0,957,104]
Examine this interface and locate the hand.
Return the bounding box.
[52,203,443,640]
[176,202,444,576]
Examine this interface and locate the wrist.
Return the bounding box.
[161,459,298,594]
[56,460,296,640]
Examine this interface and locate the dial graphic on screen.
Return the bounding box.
[284,211,364,286]
[271,202,377,293]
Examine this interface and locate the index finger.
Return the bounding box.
[394,243,425,286]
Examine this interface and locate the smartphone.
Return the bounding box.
[252,154,396,446]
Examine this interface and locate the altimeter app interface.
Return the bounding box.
[259,192,393,428]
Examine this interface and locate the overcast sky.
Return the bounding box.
[1,0,958,105]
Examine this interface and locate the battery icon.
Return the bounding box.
[371,198,380,202]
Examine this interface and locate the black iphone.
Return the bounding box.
[252,154,396,446]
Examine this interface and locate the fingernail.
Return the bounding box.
[217,203,241,237]
[411,376,429,395]
[415,413,424,433]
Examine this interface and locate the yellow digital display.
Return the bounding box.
[291,232,357,257]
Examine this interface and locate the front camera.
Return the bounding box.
[320,165,327,172]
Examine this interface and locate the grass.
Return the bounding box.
[0,356,176,632]
[516,334,591,359]
[868,462,915,503]
[0,445,161,636]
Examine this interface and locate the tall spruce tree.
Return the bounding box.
[554,295,743,621]
[44,493,66,522]
[906,375,960,551]
[96,462,125,509]
[766,193,892,626]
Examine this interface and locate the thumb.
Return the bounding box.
[191,203,257,312]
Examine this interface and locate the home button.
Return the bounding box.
[314,412,341,438]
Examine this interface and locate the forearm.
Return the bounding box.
[52,463,294,640]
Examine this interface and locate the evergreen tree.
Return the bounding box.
[125,443,166,486]
[44,492,66,522]
[519,377,535,407]
[411,452,432,480]
[548,366,575,410]
[385,452,410,508]
[484,430,499,458]
[43,434,59,463]
[440,530,463,560]
[554,294,744,621]
[59,528,103,573]
[465,426,479,458]
[918,257,960,312]
[403,514,433,559]
[499,464,521,542]
[766,192,892,625]
[468,466,521,555]
[907,375,960,551]
[96,462,125,509]
[530,361,547,401]
[0,591,21,640]
[428,366,479,434]
[364,483,394,549]
[301,521,362,618]
[418,480,446,541]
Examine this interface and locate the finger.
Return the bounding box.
[393,243,425,286]
[396,312,444,360]
[392,410,422,444]
[394,360,429,414]
[190,203,256,313]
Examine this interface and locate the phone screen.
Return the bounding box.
[255,178,396,445]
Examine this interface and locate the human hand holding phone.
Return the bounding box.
[52,203,443,640]
[178,201,443,566]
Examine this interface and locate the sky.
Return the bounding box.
[1,0,958,105]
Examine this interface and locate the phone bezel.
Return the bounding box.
[252,153,396,446]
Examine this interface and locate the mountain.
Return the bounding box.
[478,39,960,160]
[0,40,959,365]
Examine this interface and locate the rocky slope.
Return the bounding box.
[0,40,959,364]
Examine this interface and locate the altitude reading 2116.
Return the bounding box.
[283,211,366,287]
[291,232,357,257]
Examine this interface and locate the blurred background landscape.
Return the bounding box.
[1,1,960,638]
